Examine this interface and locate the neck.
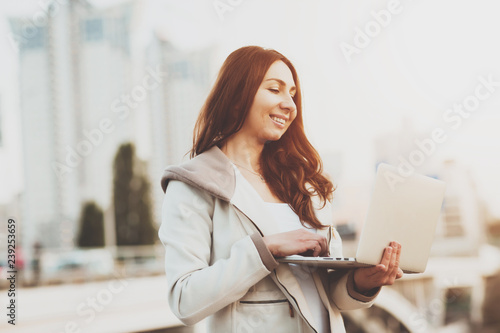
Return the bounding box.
[221,133,264,171]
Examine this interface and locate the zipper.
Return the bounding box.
[273,271,318,333]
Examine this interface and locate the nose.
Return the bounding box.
[280,95,296,114]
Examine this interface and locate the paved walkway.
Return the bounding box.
[0,275,187,333]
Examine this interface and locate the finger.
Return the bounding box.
[366,264,386,277]
[379,246,392,270]
[396,243,403,275]
[389,242,402,277]
[313,245,321,257]
[387,242,398,277]
[306,240,321,257]
[314,237,326,257]
[318,235,328,256]
[396,268,404,279]
[308,234,327,257]
[396,242,402,264]
[319,245,329,257]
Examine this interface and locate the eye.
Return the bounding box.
[268,88,279,94]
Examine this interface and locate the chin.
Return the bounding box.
[265,135,283,142]
[260,129,287,143]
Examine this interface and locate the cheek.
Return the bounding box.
[246,108,267,129]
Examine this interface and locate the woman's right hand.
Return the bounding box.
[262,229,328,257]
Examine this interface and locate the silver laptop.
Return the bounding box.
[277,163,446,273]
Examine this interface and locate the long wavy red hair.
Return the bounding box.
[191,46,334,229]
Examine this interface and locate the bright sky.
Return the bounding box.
[1,0,499,216]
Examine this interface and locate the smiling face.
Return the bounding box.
[238,60,297,144]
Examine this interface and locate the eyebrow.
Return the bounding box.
[265,78,296,92]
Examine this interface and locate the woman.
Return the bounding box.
[159,46,403,333]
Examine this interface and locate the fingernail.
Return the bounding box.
[388,247,392,254]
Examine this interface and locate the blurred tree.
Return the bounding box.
[77,201,105,247]
[113,142,156,246]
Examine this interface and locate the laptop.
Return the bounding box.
[277,163,446,273]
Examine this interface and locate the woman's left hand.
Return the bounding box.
[352,241,404,293]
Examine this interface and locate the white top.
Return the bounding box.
[263,202,330,333]
[230,163,330,332]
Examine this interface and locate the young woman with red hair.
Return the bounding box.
[159,46,402,333]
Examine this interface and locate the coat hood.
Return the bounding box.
[160,146,235,202]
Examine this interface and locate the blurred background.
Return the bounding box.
[1,0,500,332]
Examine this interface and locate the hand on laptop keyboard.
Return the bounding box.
[263,229,329,257]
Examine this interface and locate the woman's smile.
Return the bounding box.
[269,114,287,128]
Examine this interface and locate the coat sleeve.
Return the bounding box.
[158,180,278,325]
[327,269,380,311]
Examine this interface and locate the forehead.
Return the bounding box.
[263,60,296,87]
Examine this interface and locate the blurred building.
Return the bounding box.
[146,33,214,225]
[0,94,3,147]
[0,90,22,262]
[321,152,364,228]
[431,160,487,256]
[9,0,137,280]
[374,122,486,257]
